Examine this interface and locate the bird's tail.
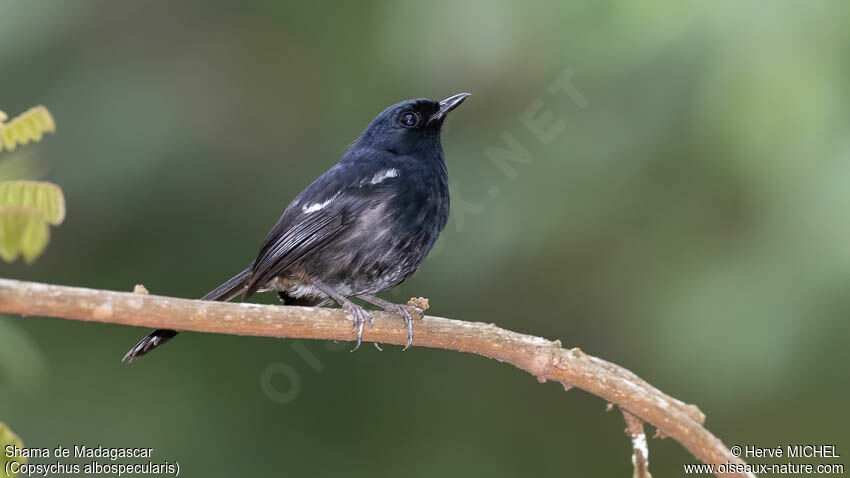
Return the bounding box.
[199,266,255,301]
[122,266,253,363]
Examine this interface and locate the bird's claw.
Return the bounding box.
[340,293,422,351]
[390,304,416,351]
[344,302,373,351]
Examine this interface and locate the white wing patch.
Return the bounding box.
[302,192,339,214]
[369,168,399,185]
[302,169,398,214]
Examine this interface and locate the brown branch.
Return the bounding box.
[621,408,652,478]
[0,278,753,478]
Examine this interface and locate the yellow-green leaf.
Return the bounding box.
[0,105,56,153]
[0,206,50,263]
[0,181,65,225]
[0,421,26,477]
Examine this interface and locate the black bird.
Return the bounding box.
[123,93,469,362]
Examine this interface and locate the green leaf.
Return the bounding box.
[0,422,26,477]
[0,206,50,263]
[0,181,65,225]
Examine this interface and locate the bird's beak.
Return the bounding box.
[429,93,471,125]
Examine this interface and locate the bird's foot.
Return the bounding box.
[342,300,373,352]
[387,303,418,351]
[356,294,422,350]
[309,280,373,351]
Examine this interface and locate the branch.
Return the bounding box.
[0,278,753,478]
[621,408,652,478]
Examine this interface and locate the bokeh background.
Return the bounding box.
[2,1,849,476]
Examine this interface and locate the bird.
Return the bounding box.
[122,93,470,362]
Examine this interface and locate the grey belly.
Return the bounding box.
[273,197,446,300]
[270,232,431,300]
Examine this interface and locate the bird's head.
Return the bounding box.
[354,93,470,155]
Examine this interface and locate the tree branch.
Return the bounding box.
[621,407,652,478]
[0,278,753,478]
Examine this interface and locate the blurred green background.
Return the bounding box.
[2,1,848,476]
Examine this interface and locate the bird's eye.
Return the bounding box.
[399,111,420,128]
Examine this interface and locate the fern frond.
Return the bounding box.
[0,106,56,153]
[0,181,66,225]
[0,206,50,263]
[1,422,27,476]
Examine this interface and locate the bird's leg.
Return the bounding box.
[311,280,372,351]
[357,294,422,351]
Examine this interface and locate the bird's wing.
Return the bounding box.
[243,159,397,297]
[243,208,346,297]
